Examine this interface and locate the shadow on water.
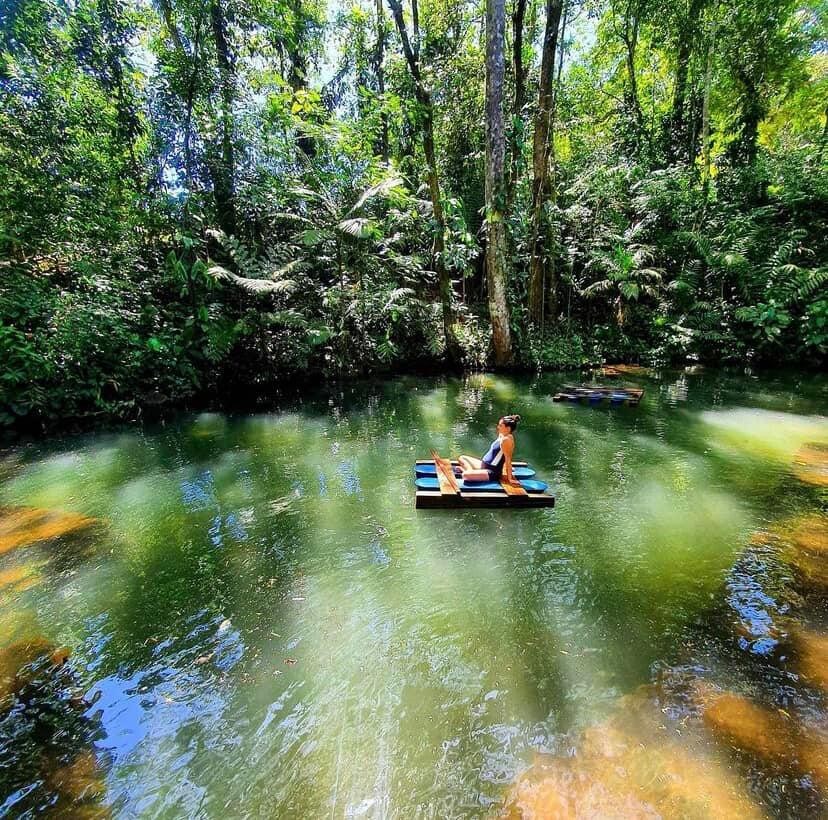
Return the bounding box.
[0,367,825,816]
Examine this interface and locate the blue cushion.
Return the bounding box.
[414,463,536,479]
[415,477,548,494]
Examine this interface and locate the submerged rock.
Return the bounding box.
[0,562,44,595]
[44,750,107,805]
[0,636,56,701]
[503,690,760,819]
[789,515,828,556]
[0,637,106,816]
[763,514,828,592]
[0,506,97,555]
[696,684,828,790]
[793,629,828,693]
[697,685,795,761]
[792,443,828,487]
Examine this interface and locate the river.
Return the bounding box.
[1,368,826,818]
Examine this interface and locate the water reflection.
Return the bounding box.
[0,369,826,816]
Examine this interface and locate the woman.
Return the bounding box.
[458,414,522,486]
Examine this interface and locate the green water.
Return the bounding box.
[1,370,826,817]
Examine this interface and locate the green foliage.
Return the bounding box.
[0,0,825,428]
[525,331,593,371]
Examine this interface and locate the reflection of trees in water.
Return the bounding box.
[0,639,107,816]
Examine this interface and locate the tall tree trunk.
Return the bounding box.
[388,0,460,362]
[288,0,316,156]
[667,0,704,163]
[288,0,308,92]
[374,0,389,162]
[209,0,237,236]
[183,19,204,228]
[158,0,203,228]
[527,0,563,328]
[729,68,764,168]
[621,6,645,155]
[699,19,714,210]
[485,0,513,366]
[99,0,143,190]
[506,0,528,209]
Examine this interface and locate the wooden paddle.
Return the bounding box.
[430,450,460,495]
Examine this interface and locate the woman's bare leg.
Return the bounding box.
[461,468,491,482]
[457,455,489,482]
[459,455,483,471]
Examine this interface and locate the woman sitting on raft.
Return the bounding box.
[458,414,522,486]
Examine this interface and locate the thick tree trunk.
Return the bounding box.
[527,0,563,328]
[158,0,203,227]
[387,0,459,362]
[210,0,237,236]
[729,69,764,168]
[485,0,513,366]
[288,0,316,156]
[506,0,528,208]
[99,0,143,189]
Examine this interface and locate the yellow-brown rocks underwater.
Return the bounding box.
[0,506,96,555]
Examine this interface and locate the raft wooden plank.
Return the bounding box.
[431,451,460,495]
[500,480,528,496]
[416,490,555,509]
[415,459,529,465]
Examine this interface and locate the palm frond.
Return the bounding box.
[581,279,613,297]
[349,177,405,214]
[338,217,378,239]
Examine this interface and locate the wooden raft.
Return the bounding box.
[415,458,554,510]
[553,384,644,406]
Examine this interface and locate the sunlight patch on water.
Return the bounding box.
[699,408,828,465]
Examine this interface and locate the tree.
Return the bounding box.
[527,0,564,328]
[387,0,460,361]
[664,0,706,164]
[208,0,237,235]
[485,0,513,364]
[507,0,529,205]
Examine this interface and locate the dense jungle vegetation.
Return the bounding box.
[1,0,826,427]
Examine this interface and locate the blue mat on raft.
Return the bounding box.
[415,464,536,479]
[415,477,549,493]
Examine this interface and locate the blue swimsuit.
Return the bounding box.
[481,434,507,480]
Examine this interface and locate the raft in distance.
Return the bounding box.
[414,460,556,509]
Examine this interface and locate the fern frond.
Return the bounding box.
[794,267,828,301]
[208,265,297,294]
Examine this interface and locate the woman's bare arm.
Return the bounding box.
[501,436,520,484]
